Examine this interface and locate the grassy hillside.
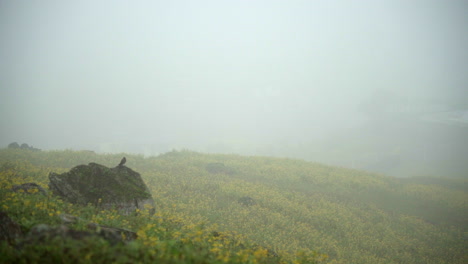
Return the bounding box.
[0,149,466,263]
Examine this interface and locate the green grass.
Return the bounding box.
[0,148,466,263]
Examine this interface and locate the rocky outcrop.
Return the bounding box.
[0,211,23,245]
[48,162,155,215]
[7,142,41,151]
[7,142,20,149]
[205,162,236,175]
[20,222,136,247]
[0,210,136,249]
[87,223,137,242]
[238,196,256,206]
[12,183,48,196]
[59,213,137,242]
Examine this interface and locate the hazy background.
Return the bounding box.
[1,0,467,177]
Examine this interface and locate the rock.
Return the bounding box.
[7,142,20,149]
[7,142,41,151]
[205,162,235,175]
[238,196,256,206]
[59,213,82,224]
[48,162,155,215]
[0,211,23,245]
[21,223,133,246]
[0,211,137,249]
[20,143,30,149]
[87,223,138,242]
[59,213,138,242]
[12,183,48,196]
[26,224,83,242]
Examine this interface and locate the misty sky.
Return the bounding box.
[1,0,467,156]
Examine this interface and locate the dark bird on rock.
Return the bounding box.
[118,157,126,167]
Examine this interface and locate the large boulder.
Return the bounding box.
[48,163,155,215]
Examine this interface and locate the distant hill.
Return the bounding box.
[293,115,468,178]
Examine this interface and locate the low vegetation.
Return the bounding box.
[0,148,466,263]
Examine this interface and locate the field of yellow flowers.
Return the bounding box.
[0,148,466,264]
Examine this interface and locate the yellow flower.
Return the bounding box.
[172,231,181,239]
[253,248,268,258]
[210,247,221,254]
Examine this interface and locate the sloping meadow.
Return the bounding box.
[0,149,466,264]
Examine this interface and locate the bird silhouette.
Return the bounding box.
[118,157,126,167]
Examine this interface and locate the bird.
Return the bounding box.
[118,157,126,167]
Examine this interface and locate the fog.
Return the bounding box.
[1,0,467,177]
